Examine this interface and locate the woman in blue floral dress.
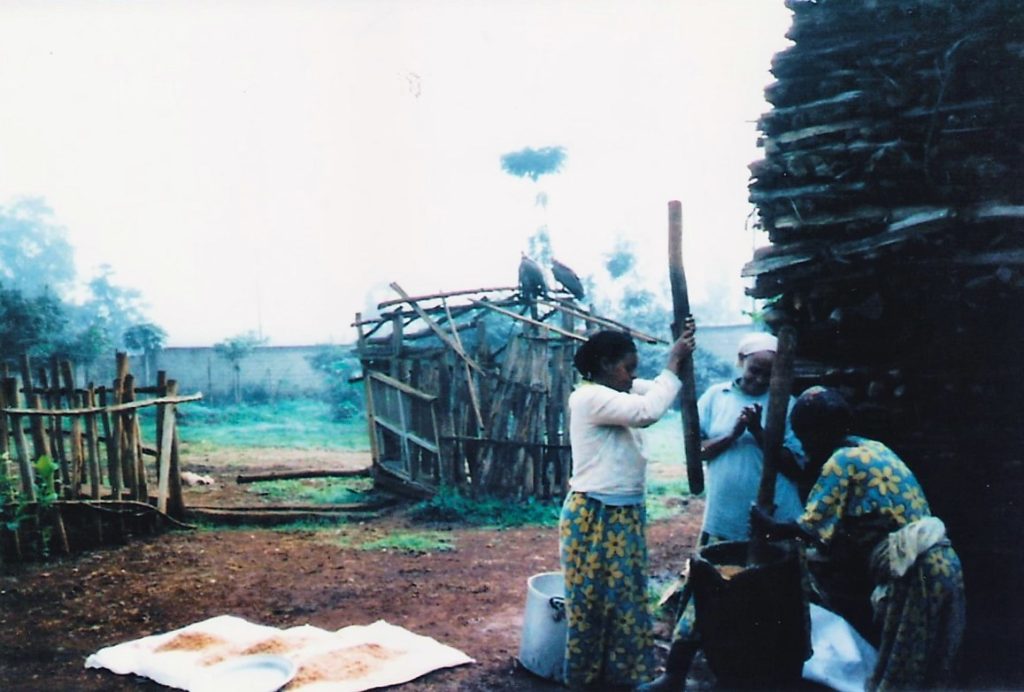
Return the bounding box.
[753,386,966,691]
[561,322,695,689]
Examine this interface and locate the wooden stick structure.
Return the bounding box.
[0,352,202,562]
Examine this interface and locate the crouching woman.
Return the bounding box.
[752,386,966,691]
[560,322,696,689]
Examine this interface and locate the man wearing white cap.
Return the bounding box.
[638,330,806,692]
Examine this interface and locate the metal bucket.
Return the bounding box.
[517,571,567,682]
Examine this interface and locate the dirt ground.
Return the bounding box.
[0,448,714,691]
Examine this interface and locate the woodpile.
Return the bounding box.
[0,353,200,562]
[744,0,1023,683]
[354,283,662,500]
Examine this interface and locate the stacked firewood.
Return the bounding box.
[744,0,1024,683]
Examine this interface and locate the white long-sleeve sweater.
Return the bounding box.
[567,369,682,496]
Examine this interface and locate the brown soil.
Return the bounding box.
[0,449,713,691]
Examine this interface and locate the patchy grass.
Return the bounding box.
[354,530,456,554]
[246,477,376,504]
[408,486,561,528]
[645,417,697,520]
[175,399,369,450]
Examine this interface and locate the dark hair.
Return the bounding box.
[791,386,853,442]
[573,330,636,380]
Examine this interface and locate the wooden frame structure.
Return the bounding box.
[354,283,663,499]
[0,352,201,562]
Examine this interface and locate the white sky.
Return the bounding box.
[0,0,792,346]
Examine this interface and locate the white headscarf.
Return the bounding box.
[737,332,778,358]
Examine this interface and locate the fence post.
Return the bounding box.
[156,381,178,514]
[3,378,34,500]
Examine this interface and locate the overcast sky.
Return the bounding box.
[0,0,792,346]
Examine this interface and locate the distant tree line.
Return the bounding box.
[0,198,166,382]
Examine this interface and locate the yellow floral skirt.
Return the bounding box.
[559,491,654,688]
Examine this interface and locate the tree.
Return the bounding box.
[214,331,267,403]
[307,345,364,421]
[0,285,66,364]
[0,197,164,380]
[123,322,168,385]
[0,198,76,298]
[499,146,567,181]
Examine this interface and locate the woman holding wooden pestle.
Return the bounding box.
[751,386,966,691]
[560,319,696,690]
[639,331,807,692]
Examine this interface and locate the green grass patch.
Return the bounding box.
[644,417,696,520]
[355,530,455,554]
[176,399,369,450]
[408,486,560,528]
[246,477,375,504]
[188,517,350,532]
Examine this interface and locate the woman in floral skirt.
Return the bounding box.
[560,320,695,689]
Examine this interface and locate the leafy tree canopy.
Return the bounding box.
[0,198,75,297]
[604,236,636,279]
[0,198,164,372]
[123,322,167,354]
[500,146,567,182]
[214,331,268,368]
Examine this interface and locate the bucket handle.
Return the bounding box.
[549,596,566,622]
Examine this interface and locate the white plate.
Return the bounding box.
[188,654,297,692]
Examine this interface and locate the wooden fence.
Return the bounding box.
[0,352,201,563]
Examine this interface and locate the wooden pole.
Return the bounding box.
[4,378,34,500]
[20,356,50,462]
[750,324,798,565]
[0,381,9,457]
[166,379,185,519]
[156,381,177,514]
[85,386,102,498]
[443,298,485,432]
[44,361,70,491]
[668,201,704,495]
[755,324,798,512]
[60,361,83,497]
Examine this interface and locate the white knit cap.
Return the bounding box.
[737,332,778,357]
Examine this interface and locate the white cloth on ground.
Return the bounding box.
[84,615,474,692]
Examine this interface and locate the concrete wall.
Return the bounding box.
[142,325,753,402]
[697,323,756,367]
[153,345,333,400]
